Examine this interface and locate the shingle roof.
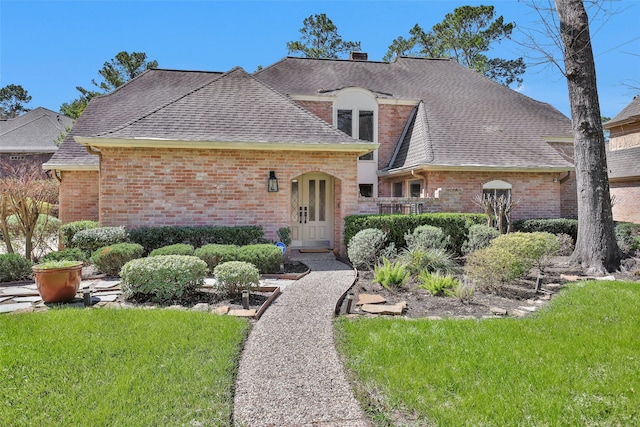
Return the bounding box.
[256,56,574,170]
[604,96,640,128]
[95,67,366,147]
[0,107,72,153]
[45,69,224,168]
[607,146,640,179]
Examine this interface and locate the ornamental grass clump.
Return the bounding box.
[90,243,144,277]
[149,243,195,257]
[120,255,208,303]
[401,247,460,276]
[373,258,410,290]
[213,261,260,297]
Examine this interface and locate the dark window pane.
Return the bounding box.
[359,184,374,198]
[410,182,421,198]
[359,111,374,142]
[393,182,403,197]
[337,109,352,136]
[359,152,374,161]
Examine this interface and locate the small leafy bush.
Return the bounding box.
[72,226,128,255]
[120,255,208,303]
[465,232,560,290]
[461,224,500,255]
[41,248,88,263]
[418,271,459,296]
[237,244,282,274]
[149,244,195,257]
[348,228,388,271]
[60,220,99,247]
[405,225,450,251]
[213,261,261,297]
[195,244,239,272]
[90,243,144,276]
[373,258,410,290]
[402,247,460,276]
[445,279,475,303]
[277,227,292,246]
[615,222,640,254]
[556,233,574,256]
[0,253,32,282]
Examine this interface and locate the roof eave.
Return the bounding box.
[74,136,379,154]
[41,163,99,171]
[379,163,575,177]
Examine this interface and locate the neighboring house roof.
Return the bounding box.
[607,146,640,180]
[604,96,640,128]
[47,67,373,169]
[256,56,574,171]
[0,107,72,153]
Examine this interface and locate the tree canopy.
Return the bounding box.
[60,51,158,119]
[287,13,361,59]
[384,5,526,87]
[0,84,32,119]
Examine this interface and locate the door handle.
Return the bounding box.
[304,207,308,224]
[299,207,303,224]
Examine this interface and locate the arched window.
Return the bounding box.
[482,180,512,200]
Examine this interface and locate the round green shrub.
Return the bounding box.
[0,253,32,282]
[72,226,128,255]
[404,225,450,251]
[213,261,260,297]
[149,243,195,257]
[42,248,88,263]
[348,228,388,271]
[194,244,239,271]
[120,255,208,303]
[237,244,282,274]
[90,243,144,276]
[461,224,500,255]
[61,220,99,247]
[615,222,640,254]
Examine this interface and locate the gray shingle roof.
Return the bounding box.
[604,96,640,128]
[256,56,574,170]
[95,67,366,147]
[607,146,640,179]
[45,69,224,168]
[0,107,72,153]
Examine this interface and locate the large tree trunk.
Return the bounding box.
[555,0,620,273]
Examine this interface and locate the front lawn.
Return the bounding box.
[336,281,640,426]
[0,308,249,426]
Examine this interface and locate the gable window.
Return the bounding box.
[338,109,374,160]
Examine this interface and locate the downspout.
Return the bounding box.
[52,170,62,183]
[559,171,571,184]
[85,145,102,159]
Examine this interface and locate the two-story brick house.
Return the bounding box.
[44,55,576,252]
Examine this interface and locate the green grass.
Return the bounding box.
[0,308,249,426]
[336,281,640,426]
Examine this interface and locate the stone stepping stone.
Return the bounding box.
[214,306,230,315]
[95,280,121,289]
[204,278,217,287]
[94,294,118,302]
[518,306,538,312]
[0,296,12,304]
[490,307,508,316]
[560,274,580,282]
[13,296,42,303]
[509,309,528,317]
[229,309,256,317]
[356,293,386,305]
[0,302,33,313]
[0,287,39,297]
[361,303,403,315]
[92,290,121,296]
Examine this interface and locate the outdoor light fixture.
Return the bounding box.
[268,171,279,192]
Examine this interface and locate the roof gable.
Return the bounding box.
[0,107,72,153]
[604,96,640,128]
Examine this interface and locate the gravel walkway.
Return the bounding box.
[233,252,370,427]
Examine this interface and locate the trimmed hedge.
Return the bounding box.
[149,244,195,257]
[72,226,128,255]
[194,244,239,272]
[60,220,99,247]
[345,213,485,254]
[513,218,578,242]
[90,243,144,276]
[127,225,265,255]
[237,244,283,274]
[42,248,88,263]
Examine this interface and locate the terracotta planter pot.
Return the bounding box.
[32,263,83,303]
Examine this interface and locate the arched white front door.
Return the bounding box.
[290,173,334,248]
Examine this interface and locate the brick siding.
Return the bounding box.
[59,170,99,223]
[611,181,640,224]
[608,122,640,150]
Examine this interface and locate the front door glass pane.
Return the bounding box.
[308,179,316,221]
[319,180,326,221]
[291,180,299,222]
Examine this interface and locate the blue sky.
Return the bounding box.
[1,0,638,119]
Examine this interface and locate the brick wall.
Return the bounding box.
[610,181,640,224]
[0,153,53,178]
[59,170,99,223]
[608,122,640,150]
[97,147,360,252]
[294,100,333,124]
[377,104,416,170]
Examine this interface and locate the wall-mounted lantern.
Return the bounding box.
[268,171,279,192]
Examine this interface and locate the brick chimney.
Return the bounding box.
[349,52,368,61]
